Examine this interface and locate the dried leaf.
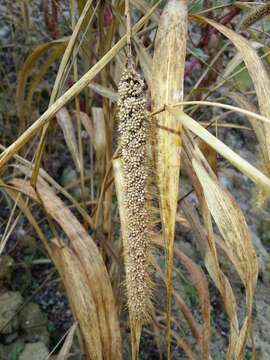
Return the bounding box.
[89,83,118,102]
[16,39,68,131]
[131,0,159,23]
[226,92,269,203]
[26,44,66,115]
[56,322,78,360]
[183,133,258,359]
[192,148,258,358]
[151,1,188,354]
[167,106,270,193]
[183,135,239,358]
[91,107,106,176]
[56,107,81,172]
[133,36,152,87]
[9,177,122,360]
[78,111,94,141]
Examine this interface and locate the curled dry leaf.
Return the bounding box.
[9,177,122,360]
[189,140,258,286]
[26,45,66,116]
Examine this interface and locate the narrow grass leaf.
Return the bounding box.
[133,36,152,87]
[167,106,270,193]
[26,44,66,117]
[16,39,68,132]
[89,83,118,102]
[131,0,159,23]
[56,322,78,360]
[50,0,94,102]
[226,92,269,203]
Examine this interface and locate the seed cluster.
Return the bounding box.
[118,67,152,323]
[240,3,270,29]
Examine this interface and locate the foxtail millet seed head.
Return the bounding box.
[117,66,153,323]
[240,3,270,29]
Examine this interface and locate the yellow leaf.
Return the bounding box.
[151,0,188,356]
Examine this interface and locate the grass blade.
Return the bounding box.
[167,106,270,193]
[16,39,68,132]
